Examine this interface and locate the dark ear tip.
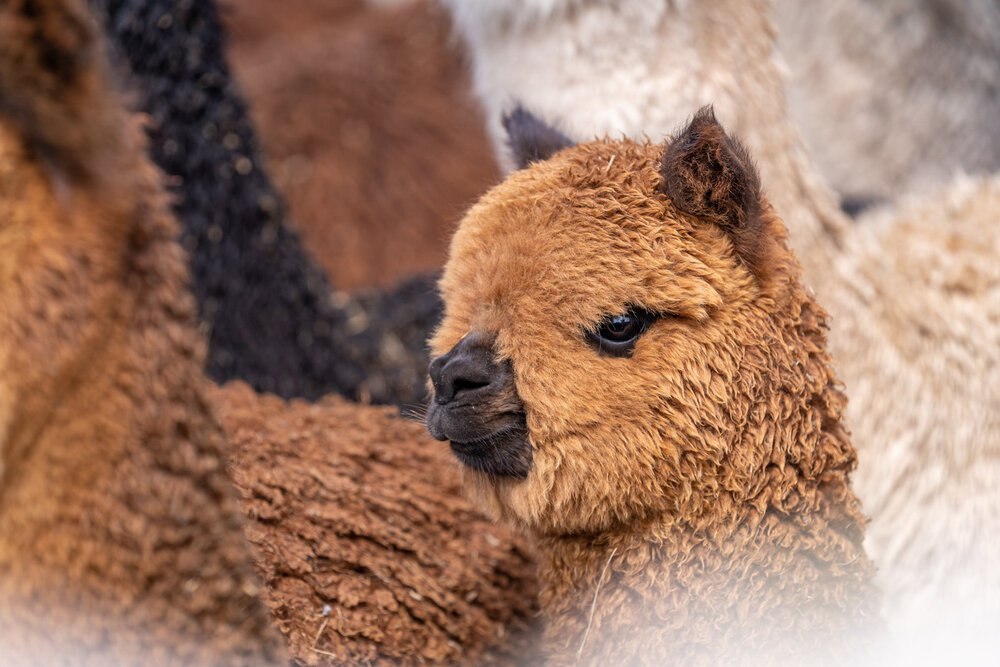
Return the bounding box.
[692,105,719,125]
[659,106,767,276]
[502,104,575,170]
[500,106,530,134]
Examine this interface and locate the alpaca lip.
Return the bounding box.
[426,403,532,478]
[448,421,533,479]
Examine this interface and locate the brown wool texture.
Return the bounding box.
[216,383,540,666]
[0,1,283,663]
[227,0,499,290]
[431,131,880,664]
[0,2,541,664]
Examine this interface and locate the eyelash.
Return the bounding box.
[584,307,659,358]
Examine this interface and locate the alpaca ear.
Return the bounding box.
[659,106,766,275]
[502,106,575,169]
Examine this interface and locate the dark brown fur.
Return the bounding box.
[660,106,769,276]
[502,106,574,170]
[217,384,540,666]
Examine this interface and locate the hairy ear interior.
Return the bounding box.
[659,106,767,276]
[502,106,574,169]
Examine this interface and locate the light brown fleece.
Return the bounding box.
[431,122,879,664]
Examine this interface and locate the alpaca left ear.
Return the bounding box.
[659,106,767,276]
[502,106,575,169]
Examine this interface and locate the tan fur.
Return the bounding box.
[0,2,539,663]
[0,2,283,663]
[431,136,879,664]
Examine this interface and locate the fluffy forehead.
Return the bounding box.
[438,139,750,347]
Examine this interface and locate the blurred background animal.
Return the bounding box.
[0,1,538,663]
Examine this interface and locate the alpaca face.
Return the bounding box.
[429,110,792,535]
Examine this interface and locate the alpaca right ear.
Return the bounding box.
[658,107,767,276]
[502,106,574,169]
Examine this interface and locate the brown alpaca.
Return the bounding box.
[427,109,879,664]
[0,0,537,663]
[217,383,540,665]
[444,1,1000,649]
[0,0,283,662]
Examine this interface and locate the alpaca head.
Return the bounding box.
[428,107,850,537]
[0,0,149,480]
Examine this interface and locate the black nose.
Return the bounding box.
[428,333,499,404]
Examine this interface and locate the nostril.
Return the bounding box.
[429,333,499,404]
[453,377,490,396]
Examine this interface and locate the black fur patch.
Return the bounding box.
[502,106,574,169]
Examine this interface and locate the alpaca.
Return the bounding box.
[93,0,442,406]
[427,108,880,665]
[225,0,498,290]
[442,0,1000,652]
[774,0,1000,205]
[0,1,537,663]
[0,1,284,661]
[217,383,540,665]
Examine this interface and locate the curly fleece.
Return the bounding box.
[0,2,283,661]
[431,128,879,663]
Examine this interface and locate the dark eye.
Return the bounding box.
[585,307,657,357]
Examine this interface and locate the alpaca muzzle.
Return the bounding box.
[426,332,532,478]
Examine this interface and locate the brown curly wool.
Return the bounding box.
[430,113,880,664]
[216,383,540,666]
[0,0,283,663]
[0,1,541,663]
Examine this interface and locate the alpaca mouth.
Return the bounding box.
[425,331,531,478]
[448,420,532,479]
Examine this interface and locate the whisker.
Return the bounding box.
[400,402,430,423]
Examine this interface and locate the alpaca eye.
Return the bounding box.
[586,308,657,357]
[600,314,641,342]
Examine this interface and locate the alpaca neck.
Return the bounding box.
[0,205,282,664]
[534,481,877,665]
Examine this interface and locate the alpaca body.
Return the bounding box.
[0,1,537,662]
[774,0,1000,203]
[428,124,879,663]
[443,0,1000,648]
[0,11,282,657]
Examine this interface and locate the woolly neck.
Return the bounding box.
[532,453,879,665]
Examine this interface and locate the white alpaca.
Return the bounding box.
[443,0,1000,659]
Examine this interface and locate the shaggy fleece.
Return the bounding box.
[443,0,1000,648]
[217,383,541,665]
[775,0,1000,203]
[430,122,879,664]
[0,1,283,661]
